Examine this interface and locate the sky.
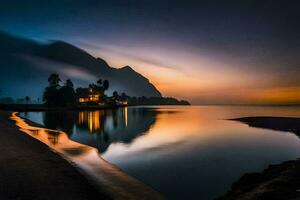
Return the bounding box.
[0,0,299,104]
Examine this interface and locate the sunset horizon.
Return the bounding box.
[1,1,299,105]
[1,1,300,200]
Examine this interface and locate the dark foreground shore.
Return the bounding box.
[218,116,300,200]
[0,111,164,200]
[0,111,111,200]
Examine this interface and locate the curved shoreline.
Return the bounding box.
[6,110,299,199]
[8,111,164,200]
[0,111,110,200]
[218,116,300,200]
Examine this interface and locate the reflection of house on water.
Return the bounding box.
[74,107,157,153]
[78,111,101,133]
[40,108,159,154]
[78,108,128,133]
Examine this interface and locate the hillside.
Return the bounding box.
[0,31,161,99]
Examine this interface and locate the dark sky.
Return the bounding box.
[0,0,299,104]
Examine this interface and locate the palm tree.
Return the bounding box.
[113,91,119,98]
[97,79,102,86]
[25,96,30,104]
[103,80,109,91]
[60,79,75,106]
[65,79,74,88]
[48,74,61,87]
[121,92,128,100]
[43,74,61,106]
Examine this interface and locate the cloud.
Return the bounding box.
[20,54,98,81]
[76,42,182,71]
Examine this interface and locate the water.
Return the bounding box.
[20,106,300,199]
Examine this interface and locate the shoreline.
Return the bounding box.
[0,103,189,112]
[10,111,164,200]
[0,111,111,200]
[3,108,300,199]
[0,104,121,112]
[218,116,300,200]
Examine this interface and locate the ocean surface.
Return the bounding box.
[20,106,300,199]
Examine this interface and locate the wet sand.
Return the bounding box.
[218,116,300,200]
[0,111,164,200]
[0,111,111,200]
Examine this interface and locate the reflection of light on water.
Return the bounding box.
[79,111,101,133]
[79,111,84,124]
[10,112,163,200]
[78,108,128,133]
[89,112,93,132]
[124,107,128,127]
[88,111,100,133]
[16,106,300,200]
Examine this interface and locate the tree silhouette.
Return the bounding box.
[43,86,59,106]
[97,79,102,86]
[43,74,62,106]
[103,80,109,91]
[113,91,119,99]
[59,79,75,106]
[25,96,30,104]
[65,79,74,88]
[87,79,110,103]
[96,79,109,92]
[120,92,129,101]
[48,73,61,87]
[42,74,118,106]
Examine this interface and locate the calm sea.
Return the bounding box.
[20,106,300,199]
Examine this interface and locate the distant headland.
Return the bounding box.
[0,73,189,111]
[0,31,190,109]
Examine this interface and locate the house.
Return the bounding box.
[77,87,103,104]
[115,99,128,106]
[109,95,128,106]
[76,84,129,106]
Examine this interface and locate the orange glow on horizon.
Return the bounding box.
[86,46,300,105]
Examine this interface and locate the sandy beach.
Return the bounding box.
[0,111,164,200]
[0,111,111,200]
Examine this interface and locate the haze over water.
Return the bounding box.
[20,106,300,199]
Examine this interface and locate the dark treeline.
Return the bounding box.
[43,74,75,106]
[128,97,190,105]
[42,73,190,107]
[0,97,14,104]
[111,92,189,105]
[0,73,190,106]
[43,73,110,107]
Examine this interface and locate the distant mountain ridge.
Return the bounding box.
[0,31,161,98]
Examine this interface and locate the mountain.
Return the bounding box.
[0,31,161,99]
